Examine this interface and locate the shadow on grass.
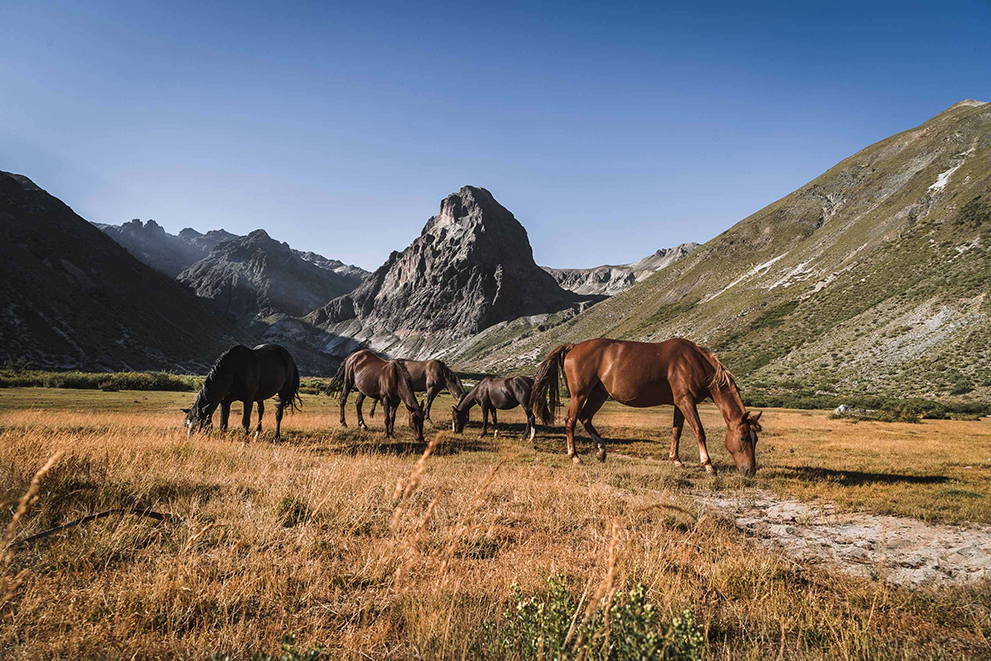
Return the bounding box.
[778,466,951,485]
[330,437,494,457]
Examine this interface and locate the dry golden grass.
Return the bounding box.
[1,388,989,659]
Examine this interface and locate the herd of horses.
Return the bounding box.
[183,338,763,476]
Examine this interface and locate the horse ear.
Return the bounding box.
[418,398,425,410]
[751,411,762,423]
[181,408,191,414]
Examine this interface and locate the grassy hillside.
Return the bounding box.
[453,101,991,403]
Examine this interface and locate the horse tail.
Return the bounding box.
[530,344,573,426]
[326,359,348,395]
[442,362,465,400]
[286,360,303,414]
[394,360,422,412]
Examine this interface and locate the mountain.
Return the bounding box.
[302,186,598,359]
[95,221,369,290]
[449,101,991,402]
[93,219,236,278]
[0,171,247,372]
[544,243,699,296]
[177,229,366,326]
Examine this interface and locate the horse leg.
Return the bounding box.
[677,398,715,474]
[424,385,440,423]
[479,404,490,437]
[670,407,685,467]
[339,380,352,428]
[564,392,587,465]
[255,400,264,441]
[524,407,537,442]
[578,385,610,462]
[274,401,285,441]
[369,398,378,418]
[356,393,368,430]
[220,401,231,432]
[491,408,498,435]
[389,402,399,437]
[383,399,394,439]
[241,400,254,437]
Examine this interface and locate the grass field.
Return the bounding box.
[2,388,990,659]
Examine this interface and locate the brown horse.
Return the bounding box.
[451,376,537,439]
[329,350,425,441]
[530,338,761,475]
[368,358,464,422]
[183,344,302,441]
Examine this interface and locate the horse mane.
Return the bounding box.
[696,343,737,391]
[197,345,249,407]
[442,362,466,399]
[393,360,422,412]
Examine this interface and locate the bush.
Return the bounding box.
[476,575,704,660]
[211,633,322,661]
[0,369,199,392]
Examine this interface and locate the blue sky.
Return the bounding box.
[1,1,989,270]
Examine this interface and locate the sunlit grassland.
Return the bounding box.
[1,388,989,659]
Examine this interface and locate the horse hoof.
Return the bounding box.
[704,463,716,474]
[670,457,683,467]
[528,428,535,442]
[596,450,607,463]
[340,422,348,429]
[253,431,260,442]
[571,454,583,465]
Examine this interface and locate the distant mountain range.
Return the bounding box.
[544,244,699,296]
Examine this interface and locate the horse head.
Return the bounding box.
[725,410,762,476]
[408,398,425,442]
[451,405,469,433]
[182,400,217,437]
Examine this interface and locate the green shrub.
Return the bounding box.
[476,575,704,660]
[211,633,322,661]
[0,369,199,391]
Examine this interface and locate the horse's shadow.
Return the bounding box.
[324,436,493,457]
[776,465,950,486]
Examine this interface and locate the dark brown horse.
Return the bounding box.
[329,350,425,441]
[530,338,761,475]
[451,376,537,439]
[183,344,302,441]
[368,358,464,422]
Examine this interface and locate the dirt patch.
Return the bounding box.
[702,491,991,587]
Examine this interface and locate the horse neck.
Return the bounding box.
[709,381,747,427]
[454,383,481,412]
[393,364,420,411]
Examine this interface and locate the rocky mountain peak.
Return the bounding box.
[305,185,596,358]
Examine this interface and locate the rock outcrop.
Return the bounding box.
[304,186,598,358]
[544,243,699,296]
[0,171,247,371]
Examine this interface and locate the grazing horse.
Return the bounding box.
[329,350,425,441]
[530,338,762,475]
[451,376,537,440]
[368,358,464,422]
[183,344,302,440]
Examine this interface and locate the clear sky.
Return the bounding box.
[1,1,989,270]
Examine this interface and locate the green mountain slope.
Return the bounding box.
[451,101,991,402]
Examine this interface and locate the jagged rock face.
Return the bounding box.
[94,219,214,278]
[178,229,366,323]
[305,186,594,357]
[0,171,246,371]
[544,243,699,296]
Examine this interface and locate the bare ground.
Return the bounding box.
[702,490,991,587]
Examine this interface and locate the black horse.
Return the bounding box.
[183,344,302,440]
[451,376,537,440]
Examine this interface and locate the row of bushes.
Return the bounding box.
[0,369,201,392]
[743,389,991,419]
